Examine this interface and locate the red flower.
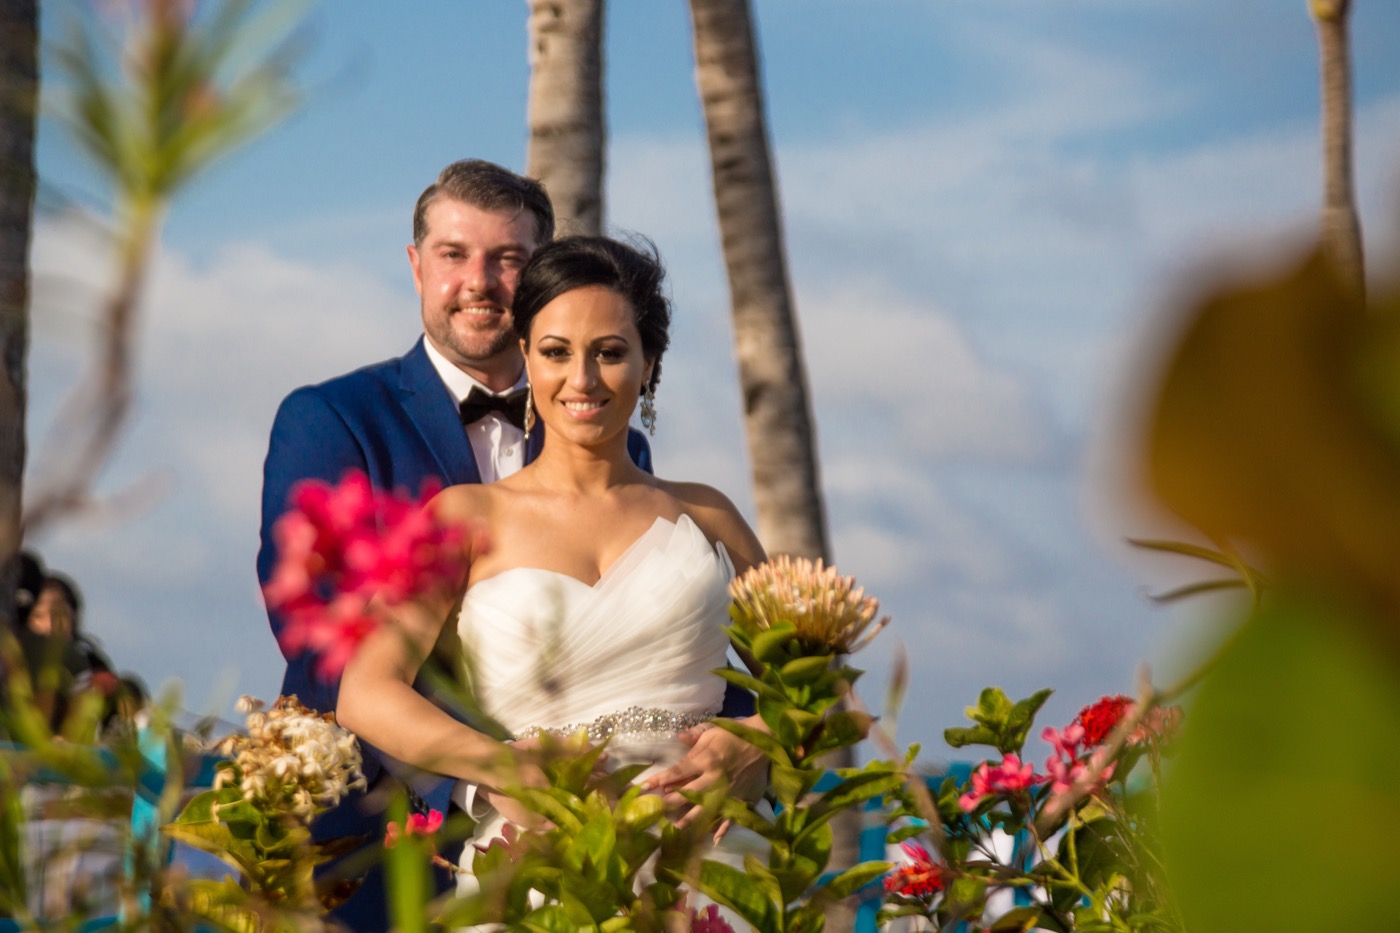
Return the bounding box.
[266,470,475,680]
[384,808,444,849]
[1073,695,1185,748]
[883,842,945,900]
[1075,695,1132,746]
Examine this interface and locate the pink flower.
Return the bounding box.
[689,904,735,933]
[1042,723,1085,761]
[384,808,444,849]
[266,470,474,680]
[1133,704,1184,745]
[1043,724,1115,797]
[958,753,1045,811]
[883,841,945,900]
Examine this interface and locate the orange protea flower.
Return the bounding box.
[728,556,888,654]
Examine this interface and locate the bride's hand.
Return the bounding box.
[483,736,609,830]
[641,719,769,830]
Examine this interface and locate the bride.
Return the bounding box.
[336,235,770,864]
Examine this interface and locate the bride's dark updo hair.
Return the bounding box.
[512,235,672,393]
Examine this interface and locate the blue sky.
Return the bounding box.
[25,0,1400,757]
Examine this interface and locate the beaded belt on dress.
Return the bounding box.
[513,705,712,743]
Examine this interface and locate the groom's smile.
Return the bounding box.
[408,197,539,392]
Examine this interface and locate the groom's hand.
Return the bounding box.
[643,719,768,827]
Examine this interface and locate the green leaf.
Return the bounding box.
[750,624,799,665]
[944,873,988,917]
[709,718,793,767]
[692,858,780,933]
[1004,688,1053,751]
[716,797,778,837]
[807,770,906,826]
[768,763,821,808]
[970,686,1013,725]
[779,655,834,685]
[563,810,616,876]
[821,860,891,899]
[511,787,584,834]
[519,904,583,933]
[944,724,1001,750]
[886,823,925,845]
[986,905,1046,931]
[804,709,874,758]
[789,821,833,891]
[615,790,666,832]
[0,759,28,910]
[1059,818,1120,892]
[385,835,430,933]
[1162,594,1400,932]
[782,706,823,739]
[162,820,262,878]
[559,870,622,923]
[716,666,787,704]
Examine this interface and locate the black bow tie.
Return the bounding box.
[459,387,528,430]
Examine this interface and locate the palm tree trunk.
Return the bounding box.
[1310,0,1364,297]
[687,0,830,564]
[0,0,37,627]
[525,0,605,237]
[688,4,852,930]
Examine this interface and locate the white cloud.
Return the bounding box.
[801,280,1055,464]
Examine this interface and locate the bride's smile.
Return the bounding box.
[523,284,654,446]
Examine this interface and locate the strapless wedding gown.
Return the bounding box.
[454,514,737,885]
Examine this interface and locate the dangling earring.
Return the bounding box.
[524,383,536,443]
[639,385,657,436]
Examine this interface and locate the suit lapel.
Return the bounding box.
[398,339,483,486]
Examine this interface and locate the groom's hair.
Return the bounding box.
[512,235,671,393]
[413,159,555,247]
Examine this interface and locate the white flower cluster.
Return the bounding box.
[213,695,367,821]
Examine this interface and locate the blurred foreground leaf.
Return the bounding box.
[1145,249,1400,633]
[1161,590,1400,931]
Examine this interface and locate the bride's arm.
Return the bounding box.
[336,489,539,792]
[336,589,520,787]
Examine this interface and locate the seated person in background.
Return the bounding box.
[24,571,121,734]
[1,550,49,738]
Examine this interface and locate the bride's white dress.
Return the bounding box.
[454,513,738,884]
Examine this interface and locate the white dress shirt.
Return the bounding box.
[422,337,527,482]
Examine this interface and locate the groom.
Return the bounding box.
[257,159,754,932]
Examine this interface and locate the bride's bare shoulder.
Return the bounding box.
[656,480,766,573]
[429,481,496,523]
